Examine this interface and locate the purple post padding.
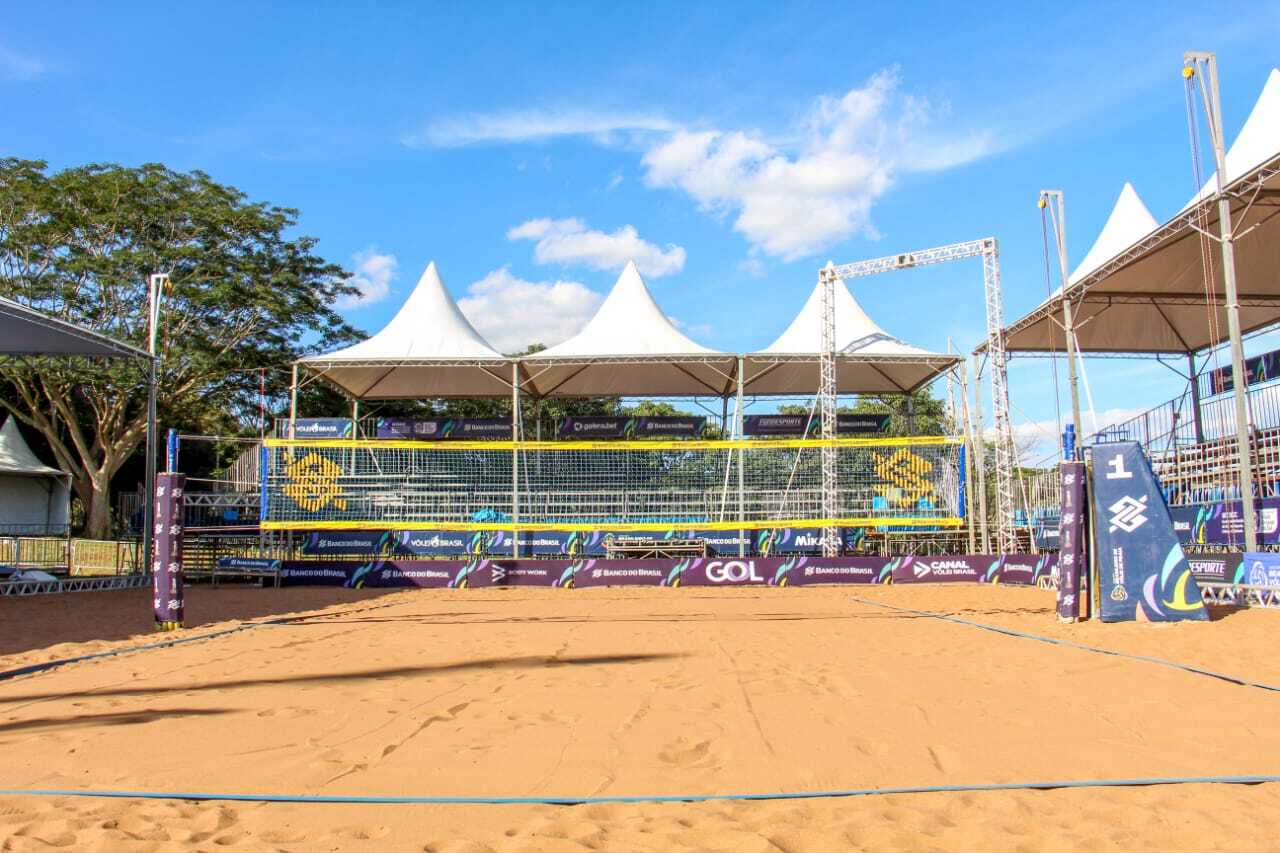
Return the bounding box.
[152,473,186,625]
[1056,461,1087,620]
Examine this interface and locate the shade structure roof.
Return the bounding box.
[744,277,958,394]
[998,68,1280,356]
[0,417,67,479]
[299,262,514,398]
[0,296,148,360]
[519,261,739,397]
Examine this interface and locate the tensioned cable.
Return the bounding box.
[0,775,1277,806]
[848,596,1280,694]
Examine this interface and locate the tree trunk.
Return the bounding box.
[84,471,114,540]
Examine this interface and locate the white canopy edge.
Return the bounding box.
[0,417,68,479]
[995,67,1280,356]
[0,296,149,360]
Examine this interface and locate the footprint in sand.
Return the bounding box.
[658,737,714,767]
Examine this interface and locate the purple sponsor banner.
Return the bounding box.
[151,473,186,627]
[1057,461,1086,620]
[569,559,677,587]
[999,553,1058,587]
[785,556,892,586]
[375,418,511,440]
[891,554,1003,584]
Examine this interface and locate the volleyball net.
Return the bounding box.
[259,436,964,532]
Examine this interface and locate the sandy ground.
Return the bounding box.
[2,583,1279,851]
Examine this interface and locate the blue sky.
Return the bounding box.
[4,1,1279,457]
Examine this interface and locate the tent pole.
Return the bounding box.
[736,356,745,557]
[971,353,990,553]
[1041,191,1085,453]
[288,364,298,439]
[511,362,520,559]
[1188,352,1205,444]
[958,362,978,554]
[1187,52,1257,551]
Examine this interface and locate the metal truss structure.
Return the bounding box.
[1198,581,1280,609]
[821,238,1019,552]
[1,572,151,597]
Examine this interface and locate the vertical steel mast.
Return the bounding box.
[1184,51,1258,551]
[823,238,1018,552]
[818,261,840,557]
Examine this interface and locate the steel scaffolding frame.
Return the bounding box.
[820,238,1019,552]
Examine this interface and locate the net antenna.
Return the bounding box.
[820,238,1019,553]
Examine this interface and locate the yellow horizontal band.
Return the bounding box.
[261,517,963,533]
[264,436,961,452]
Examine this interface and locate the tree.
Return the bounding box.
[0,159,357,537]
[776,389,948,435]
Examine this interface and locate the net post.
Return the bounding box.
[736,356,745,557]
[511,361,521,559]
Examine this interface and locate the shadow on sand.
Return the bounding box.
[0,652,685,704]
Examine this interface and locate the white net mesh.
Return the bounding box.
[262,438,964,530]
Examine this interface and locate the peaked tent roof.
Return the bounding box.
[299,262,514,398]
[0,417,67,479]
[744,278,958,394]
[0,296,148,360]
[998,68,1280,355]
[521,261,738,397]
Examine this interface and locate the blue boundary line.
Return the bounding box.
[0,775,1277,806]
[848,596,1280,693]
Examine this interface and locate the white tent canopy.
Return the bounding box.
[299,262,513,398]
[520,261,738,397]
[744,277,958,394]
[1000,68,1280,355]
[0,417,70,535]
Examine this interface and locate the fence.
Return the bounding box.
[261,436,965,532]
[0,537,141,575]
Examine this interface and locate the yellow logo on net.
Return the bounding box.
[282,452,349,512]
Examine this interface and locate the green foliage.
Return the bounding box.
[0,158,357,535]
[776,389,948,436]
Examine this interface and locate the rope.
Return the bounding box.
[0,775,1277,806]
[848,596,1280,694]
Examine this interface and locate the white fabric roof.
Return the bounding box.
[1000,68,1280,355]
[1068,183,1159,285]
[522,261,738,397]
[0,417,66,478]
[0,296,148,360]
[300,262,514,398]
[745,278,957,394]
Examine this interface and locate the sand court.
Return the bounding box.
[2,584,1279,850]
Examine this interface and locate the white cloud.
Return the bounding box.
[404,110,676,148]
[0,45,46,81]
[337,249,397,309]
[737,257,767,278]
[458,267,602,353]
[507,217,686,278]
[642,70,999,260]
[1003,407,1149,465]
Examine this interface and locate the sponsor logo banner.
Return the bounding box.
[1203,347,1280,397]
[891,555,1002,584]
[1187,552,1244,584]
[215,556,281,573]
[570,559,677,587]
[1002,553,1058,587]
[557,416,706,439]
[375,418,511,440]
[1091,442,1208,622]
[743,413,890,437]
[1170,497,1280,547]
[1057,461,1087,619]
[1243,552,1280,588]
[283,418,353,439]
